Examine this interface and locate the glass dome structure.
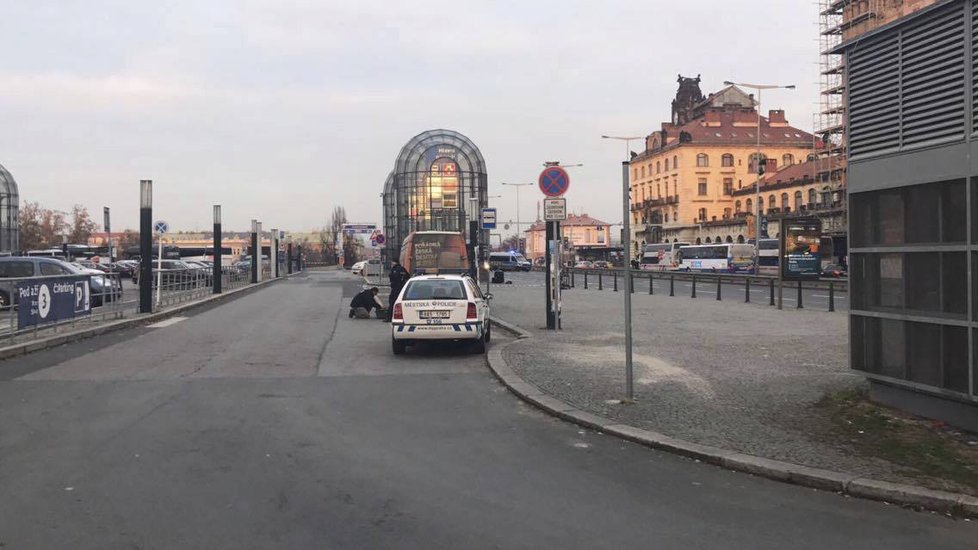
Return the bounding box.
[0,163,19,254]
[382,129,488,261]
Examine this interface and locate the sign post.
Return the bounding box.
[539,166,570,330]
[153,220,168,306]
[103,207,113,263]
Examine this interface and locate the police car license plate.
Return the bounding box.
[420,310,450,319]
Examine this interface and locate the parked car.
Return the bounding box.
[574,260,593,269]
[0,256,114,308]
[593,261,611,269]
[391,274,491,355]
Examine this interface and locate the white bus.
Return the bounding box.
[640,242,689,271]
[756,238,779,276]
[677,243,755,274]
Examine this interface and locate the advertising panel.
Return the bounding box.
[17,275,91,330]
[780,217,822,280]
[337,223,382,266]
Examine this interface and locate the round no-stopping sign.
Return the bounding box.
[539,166,570,197]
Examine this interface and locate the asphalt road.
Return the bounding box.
[0,270,971,549]
[498,270,849,311]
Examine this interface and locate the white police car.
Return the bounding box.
[391,274,491,355]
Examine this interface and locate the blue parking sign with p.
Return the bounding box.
[74,281,90,313]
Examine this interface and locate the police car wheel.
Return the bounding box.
[392,338,406,355]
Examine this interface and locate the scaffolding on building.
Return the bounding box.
[817,0,883,187]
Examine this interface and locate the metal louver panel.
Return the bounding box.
[901,4,965,147]
[849,33,900,157]
[972,0,978,132]
[847,1,969,159]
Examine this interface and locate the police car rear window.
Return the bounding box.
[403,280,466,301]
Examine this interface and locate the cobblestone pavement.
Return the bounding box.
[489,272,970,493]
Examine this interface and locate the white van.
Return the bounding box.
[489,252,531,272]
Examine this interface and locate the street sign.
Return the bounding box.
[16,276,91,330]
[543,198,567,221]
[154,220,169,235]
[375,233,386,245]
[539,166,570,197]
[480,207,497,229]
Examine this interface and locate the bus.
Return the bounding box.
[640,242,689,271]
[399,231,470,275]
[677,243,755,274]
[756,238,779,276]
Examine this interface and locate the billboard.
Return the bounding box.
[337,223,382,267]
[17,275,91,329]
[780,217,822,280]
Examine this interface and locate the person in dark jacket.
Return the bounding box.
[386,260,411,321]
[349,287,384,319]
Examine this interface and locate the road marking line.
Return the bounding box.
[147,317,188,328]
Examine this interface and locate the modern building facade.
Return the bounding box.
[524,213,612,261]
[628,77,814,259]
[838,0,977,428]
[382,130,488,262]
[0,163,19,254]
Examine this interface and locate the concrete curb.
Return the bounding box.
[0,274,298,362]
[488,317,977,518]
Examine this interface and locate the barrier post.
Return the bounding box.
[649,274,654,295]
[584,271,589,289]
[613,271,618,292]
[716,276,722,301]
[797,281,804,309]
[691,275,697,298]
[769,279,775,306]
[745,277,750,303]
[669,275,675,297]
[829,282,835,312]
[598,272,603,290]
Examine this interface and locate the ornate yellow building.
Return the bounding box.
[628,76,814,258]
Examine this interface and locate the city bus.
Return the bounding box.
[399,231,470,275]
[640,242,689,271]
[756,238,779,276]
[677,243,755,274]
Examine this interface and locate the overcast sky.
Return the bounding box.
[2,1,820,234]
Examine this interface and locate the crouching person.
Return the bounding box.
[349,287,386,319]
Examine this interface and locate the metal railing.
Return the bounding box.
[563,268,847,312]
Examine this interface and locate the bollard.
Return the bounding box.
[630,272,635,294]
[649,274,654,295]
[614,271,619,292]
[745,277,751,303]
[670,275,675,297]
[829,281,835,312]
[691,275,697,298]
[584,272,589,290]
[769,279,775,306]
[716,276,722,300]
[599,272,603,290]
[571,270,575,288]
[797,280,804,309]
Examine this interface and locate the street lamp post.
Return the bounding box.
[601,134,643,402]
[501,182,534,254]
[722,81,795,246]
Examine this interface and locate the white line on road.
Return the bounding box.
[147,317,188,328]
